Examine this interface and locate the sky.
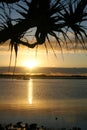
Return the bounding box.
[0,0,87,68]
[0,43,87,68]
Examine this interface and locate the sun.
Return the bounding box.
[23,59,38,69]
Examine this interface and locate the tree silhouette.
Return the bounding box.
[0,0,87,57]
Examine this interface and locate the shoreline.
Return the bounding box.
[0,122,82,130]
[0,73,87,80]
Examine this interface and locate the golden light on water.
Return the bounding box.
[28,79,33,104]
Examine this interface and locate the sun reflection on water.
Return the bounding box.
[28,79,33,105]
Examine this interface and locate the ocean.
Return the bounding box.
[0,78,87,130]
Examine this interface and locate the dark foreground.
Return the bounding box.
[0,122,82,130]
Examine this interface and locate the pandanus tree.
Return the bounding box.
[0,0,87,58]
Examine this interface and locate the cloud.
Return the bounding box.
[0,35,87,53]
[47,35,87,52]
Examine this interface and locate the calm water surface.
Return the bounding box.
[0,78,87,129]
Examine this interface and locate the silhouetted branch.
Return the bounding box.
[0,0,87,56]
[0,0,20,3]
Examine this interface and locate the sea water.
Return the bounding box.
[0,78,87,129]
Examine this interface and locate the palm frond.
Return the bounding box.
[0,0,87,53]
[0,0,20,4]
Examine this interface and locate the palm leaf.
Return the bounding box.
[0,0,87,52]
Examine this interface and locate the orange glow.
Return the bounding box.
[23,59,38,69]
[28,79,33,104]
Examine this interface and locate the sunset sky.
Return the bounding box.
[0,0,87,68]
[0,43,87,68]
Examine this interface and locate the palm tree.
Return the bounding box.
[0,0,87,56]
[0,0,19,3]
